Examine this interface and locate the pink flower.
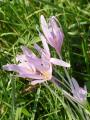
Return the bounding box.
[3,46,52,85]
[70,78,87,103]
[3,34,70,85]
[3,15,70,85]
[40,15,64,54]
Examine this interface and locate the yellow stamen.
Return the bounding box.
[43,71,51,80]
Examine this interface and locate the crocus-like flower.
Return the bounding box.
[3,46,52,85]
[70,78,87,103]
[3,14,70,85]
[40,15,64,54]
[3,34,70,85]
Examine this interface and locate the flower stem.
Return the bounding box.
[58,53,72,85]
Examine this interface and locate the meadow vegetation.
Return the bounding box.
[0,0,90,120]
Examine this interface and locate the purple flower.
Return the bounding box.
[3,15,70,85]
[40,15,64,54]
[70,78,87,103]
[3,35,70,85]
[3,46,52,85]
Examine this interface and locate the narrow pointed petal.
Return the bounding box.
[21,46,36,58]
[40,15,48,30]
[34,44,48,60]
[71,78,80,91]
[84,85,87,93]
[39,33,50,57]
[34,44,51,70]
[40,15,50,37]
[21,46,31,55]
[3,62,36,75]
[31,79,47,85]
[3,64,20,72]
[50,58,70,67]
[40,15,54,47]
[50,17,64,44]
[18,62,36,73]
[34,44,43,54]
[70,78,80,97]
[49,17,64,53]
[16,54,26,62]
[19,74,43,79]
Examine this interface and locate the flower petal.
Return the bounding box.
[3,64,20,72]
[39,33,50,57]
[84,85,87,93]
[16,54,26,62]
[21,46,36,59]
[34,44,43,55]
[50,58,70,67]
[31,79,47,85]
[18,62,36,73]
[3,62,36,75]
[71,78,80,91]
[49,17,64,53]
[40,15,54,47]
[19,74,43,79]
[70,78,80,97]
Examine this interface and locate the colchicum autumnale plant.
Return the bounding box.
[3,25,70,85]
[3,35,70,85]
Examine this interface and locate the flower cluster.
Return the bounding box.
[3,15,70,85]
[2,15,87,104]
